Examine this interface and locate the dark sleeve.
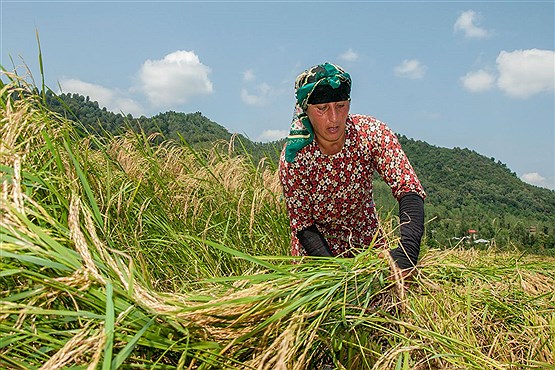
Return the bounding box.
[389,192,425,269]
[296,224,333,257]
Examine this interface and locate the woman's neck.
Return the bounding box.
[316,130,346,155]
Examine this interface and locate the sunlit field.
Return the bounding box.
[1,73,554,369]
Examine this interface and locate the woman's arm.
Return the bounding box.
[365,118,426,269]
[389,192,425,269]
[279,148,319,256]
[297,224,333,256]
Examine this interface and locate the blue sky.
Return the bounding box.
[2,1,554,190]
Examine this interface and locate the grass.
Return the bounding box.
[1,70,554,369]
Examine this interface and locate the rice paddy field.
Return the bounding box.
[1,73,554,370]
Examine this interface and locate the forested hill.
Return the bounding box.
[398,136,554,220]
[395,136,554,251]
[45,91,555,252]
[46,91,234,144]
[45,91,282,160]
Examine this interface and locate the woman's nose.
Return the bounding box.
[327,106,339,122]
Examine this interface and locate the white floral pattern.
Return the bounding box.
[279,114,426,257]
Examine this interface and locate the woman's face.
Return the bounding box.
[306,100,350,155]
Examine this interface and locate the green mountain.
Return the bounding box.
[45,91,555,252]
[396,137,554,250]
[45,91,284,164]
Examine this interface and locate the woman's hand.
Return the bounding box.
[378,250,414,282]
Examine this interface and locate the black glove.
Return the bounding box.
[297,224,333,256]
[389,192,425,269]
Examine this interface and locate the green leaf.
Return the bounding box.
[102,282,115,370]
[112,317,155,369]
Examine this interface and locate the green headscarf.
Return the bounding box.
[284,62,351,162]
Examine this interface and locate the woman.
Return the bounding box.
[279,62,426,273]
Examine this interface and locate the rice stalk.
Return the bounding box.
[1,68,554,369]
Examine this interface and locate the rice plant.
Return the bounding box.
[1,70,554,369]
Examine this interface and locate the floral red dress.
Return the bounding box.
[279,114,426,257]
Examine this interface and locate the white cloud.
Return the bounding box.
[394,59,426,79]
[241,82,272,106]
[139,50,213,108]
[60,79,113,104]
[496,49,555,99]
[460,69,495,92]
[257,129,288,142]
[521,172,553,189]
[454,10,490,39]
[59,78,145,117]
[116,98,146,117]
[461,49,554,99]
[340,48,358,62]
[243,69,255,82]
